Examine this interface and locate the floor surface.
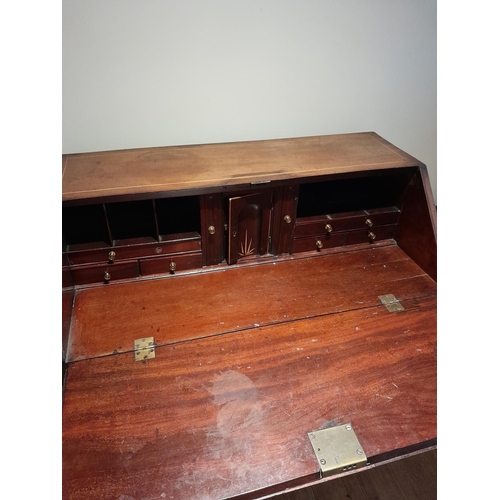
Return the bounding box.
[273,449,437,500]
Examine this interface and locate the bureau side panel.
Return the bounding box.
[395,167,437,282]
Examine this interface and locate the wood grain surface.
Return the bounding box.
[395,168,437,281]
[62,133,423,202]
[281,449,437,500]
[62,133,436,500]
[67,246,436,361]
[63,294,436,500]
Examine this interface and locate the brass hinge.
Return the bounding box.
[308,423,367,477]
[134,337,155,361]
[378,294,404,312]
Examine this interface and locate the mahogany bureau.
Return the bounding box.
[62,132,437,500]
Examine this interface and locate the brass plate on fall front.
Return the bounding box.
[308,423,367,477]
[134,337,155,361]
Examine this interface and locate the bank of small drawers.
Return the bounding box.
[64,232,202,286]
[293,207,400,253]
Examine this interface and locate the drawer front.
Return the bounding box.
[139,252,203,276]
[67,246,117,266]
[345,225,396,245]
[294,207,400,238]
[293,225,396,253]
[70,261,140,285]
[67,233,201,266]
[365,208,400,227]
[294,212,366,238]
[292,233,345,253]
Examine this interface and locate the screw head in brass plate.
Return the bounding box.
[284,215,292,224]
[368,231,376,241]
[108,250,116,261]
[104,271,111,281]
[169,261,177,272]
[325,223,332,233]
[134,336,156,361]
[208,225,216,235]
[365,218,373,227]
[316,240,323,249]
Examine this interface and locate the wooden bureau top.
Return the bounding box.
[62,132,423,202]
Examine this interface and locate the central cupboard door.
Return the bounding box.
[227,192,273,265]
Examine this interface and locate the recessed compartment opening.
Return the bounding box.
[296,168,417,218]
[154,196,201,240]
[62,204,111,250]
[292,168,418,253]
[105,200,158,245]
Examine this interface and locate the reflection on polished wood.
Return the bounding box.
[62,133,423,202]
[63,290,436,500]
[67,245,435,361]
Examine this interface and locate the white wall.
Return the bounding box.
[62,0,436,202]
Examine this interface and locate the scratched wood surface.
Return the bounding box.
[67,245,436,361]
[62,133,423,202]
[62,293,436,500]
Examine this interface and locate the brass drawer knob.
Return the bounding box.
[316,240,323,249]
[104,271,111,281]
[284,215,292,224]
[325,224,332,233]
[108,251,116,262]
[365,218,373,228]
[208,225,216,235]
[169,261,177,272]
[368,231,376,241]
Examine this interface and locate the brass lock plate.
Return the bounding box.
[134,337,155,361]
[378,294,404,312]
[308,423,367,477]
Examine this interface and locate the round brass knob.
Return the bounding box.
[104,271,111,281]
[108,251,116,262]
[365,218,373,228]
[284,215,292,224]
[325,224,332,233]
[316,240,323,249]
[368,231,376,241]
[169,261,177,272]
[208,225,216,235]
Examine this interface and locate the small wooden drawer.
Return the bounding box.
[139,251,203,276]
[294,207,400,238]
[292,232,345,253]
[70,260,140,285]
[65,241,113,266]
[294,211,366,237]
[365,207,400,226]
[67,232,201,266]
[345,225,396,245]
